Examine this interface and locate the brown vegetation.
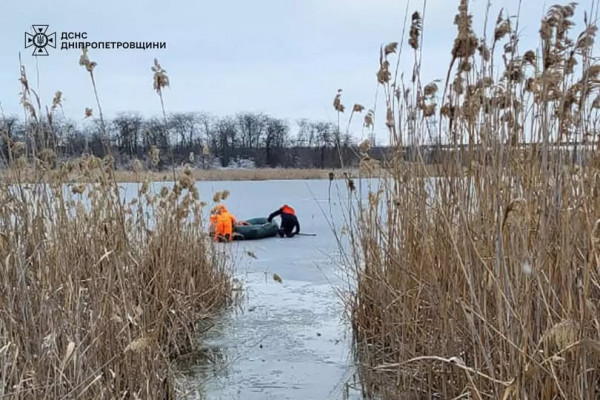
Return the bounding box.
[0,55,233,399]
[0,158,233,399]
[0,166,369,183]
[0,162,472,183]
[117,167,361,182]
[342,1,600,398]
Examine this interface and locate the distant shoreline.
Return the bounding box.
[0,166,384,183]
[113,168,356,182]
[0,163,475,183]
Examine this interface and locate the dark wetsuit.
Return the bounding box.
[268,208,300,237]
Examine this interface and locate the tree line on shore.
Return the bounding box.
[2,110,587,171]
[0,111,382,169]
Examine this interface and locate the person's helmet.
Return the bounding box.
[281,204,295,215]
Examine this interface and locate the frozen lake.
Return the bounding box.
[11,174,475,399]
[14,175,384,398]
[150,178,376,400]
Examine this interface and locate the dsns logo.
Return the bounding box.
[25,25,56,56]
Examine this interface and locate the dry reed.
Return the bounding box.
[0,157,233,399]
[343,2,600,398]
[0,52,233,399]
[0,166,379,183]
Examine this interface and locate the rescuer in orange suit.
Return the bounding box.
[210,204,237,242]
[267,204,300,237]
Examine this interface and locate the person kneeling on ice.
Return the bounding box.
[267,204,300,238]
[210,204,247,242]
[209,204,225,232]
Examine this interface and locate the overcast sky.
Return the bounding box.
[0,0,596,144]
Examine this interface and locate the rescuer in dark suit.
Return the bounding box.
[267,204,300,237]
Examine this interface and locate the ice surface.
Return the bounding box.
[165,178,377,400]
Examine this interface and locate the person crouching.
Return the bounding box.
[211,204,237,242]
[267,204,300,238]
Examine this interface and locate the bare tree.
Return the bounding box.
[169,112,200,149]
[215,116,238,166]
[113,112,143,157]
[236,112,266,149]
[263,116,289,167]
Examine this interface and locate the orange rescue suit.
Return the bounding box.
[214,211,236,242]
